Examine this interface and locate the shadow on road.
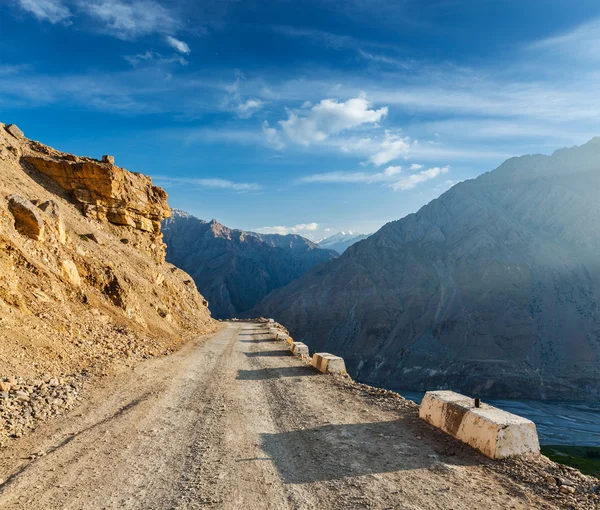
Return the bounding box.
[237,366,318,380]
[261,419,479,484]
[240,339,275,344]
[243,350,290,358]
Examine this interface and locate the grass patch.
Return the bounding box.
[541,445,600,479]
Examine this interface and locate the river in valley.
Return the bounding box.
[400,391,600,446]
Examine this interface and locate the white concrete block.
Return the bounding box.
[311,353,347,374]
[419,390,540,459]
[290,342,309,357]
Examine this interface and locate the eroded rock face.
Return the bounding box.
[23,155,170,233]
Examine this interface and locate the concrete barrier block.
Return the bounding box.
[311,353,347,374]
[290,342,309,357]
[419,390,540,459]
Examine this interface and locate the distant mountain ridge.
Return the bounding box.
[253,137,600,401]
[318,231,370,254]
[162,211,337,318]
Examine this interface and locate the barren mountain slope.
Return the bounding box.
[254,138,600,401]
[162,210,337,318]
[0,122,216,441]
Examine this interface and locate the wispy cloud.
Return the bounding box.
[299,164,449,192]
[14,0,187,47]
[165,35,190,54]
[255,222,319,235]
[390,166,449,191]
[79,0,178,40]
[17,0,71,23]
[527,18,600,60]
[298,165,403,184]
[124,51,188,67]
[154,176,262,192]
[223,72,265,119]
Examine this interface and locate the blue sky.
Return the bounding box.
[2,0,600,240]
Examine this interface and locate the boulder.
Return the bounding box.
[102,155,115,165]
[7,195,45,241]
[35,199,66,244]
[60,258,81,287]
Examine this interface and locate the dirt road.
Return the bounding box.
[0,323,563,509]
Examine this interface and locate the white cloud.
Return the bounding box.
[165,35,190,54]
[262,121,285,150]
[79,0,178,40]
[390,166,449,191]
[368,130,411,165]
[409,163,423,170]
[256,223,319,235]
[223,73,266,118]
[154,176,261,192]
[278,96,388,145]
[236,99,264,119]
[17,0,71,23]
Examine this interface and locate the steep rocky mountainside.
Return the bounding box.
[254,137,600,401]
[162,210,337,318]
[0,123,215,441]
[318,231,370,254]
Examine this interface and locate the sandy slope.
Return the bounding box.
[0,323,595,509]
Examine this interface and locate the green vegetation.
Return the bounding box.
[541,445,600,479]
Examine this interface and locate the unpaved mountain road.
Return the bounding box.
[0,323,563,509]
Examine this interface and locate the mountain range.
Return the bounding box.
[162,211,337,318]
[317,231,370,254]
[253,137,600,401]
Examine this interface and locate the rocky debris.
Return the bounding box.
[0,374,84,445]
[6,124,24,139]
[102,155,115,165]
[7,194,45,241]
[491,454,600,509]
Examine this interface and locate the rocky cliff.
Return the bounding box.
[21,142,170,263]
[162,211,338,318]
[0,123,216,442]
[254,138,600,401]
